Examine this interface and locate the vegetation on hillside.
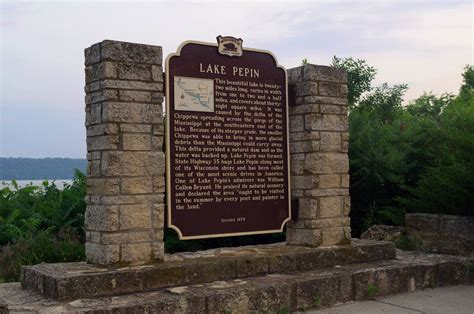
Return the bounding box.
[332,58,473,235]
[0,171,86,281]
[0,62,472,281]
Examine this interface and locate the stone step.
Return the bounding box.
[2,250,473,313]
[20,239,395,301]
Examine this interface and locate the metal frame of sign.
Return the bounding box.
[165,39,291,240]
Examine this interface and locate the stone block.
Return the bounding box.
[87,178,120,195]
[297,198,318,219]
[302,64,347,83]
[319,196,343,218]
[102,102,162,124]
[85,89,119,104]
[304,95,348,105]
[291,175,314,190]
[18,240,397,301]
[289,140,319,153]
[305,113,348,131]
[99,193,164,205]
[120,124,152,134]
[85,103,101,126]
[85,242,119,265]
[100,40,162,65]
[151,203,165,229]
[341,175,350,188]
[118,90,152,102]
[84,205,119,231]
[85,61,117,82]
[121,243,153,264]
[84,44,100,65]
[289,131,320,142]
[289,115,304,132]
[151,92,164,103]
[120,177,153,194]
[86,160,101,177]
[304,188,348,197]
[151,241,165,260]
[342,141,349,152]
[287,227,322,247]
[122,133,151,151]
[319,81,345,97]
[119,203,152,230]
[319,132,341,152]
[98,232,126,245]
[118,63,151,81]
[153,122,165,135]
[320,104,341,114]
[295,273,352,310]
[85,79,163,93]
[296,82,318,97]
[86,135,119,151]
[321,227,350,246]
[152,135,164,150]
[287,67,302,83]
[86,124,119,137]
[151,65,163,82]
[101,151,165,177]
[291,160,304,175]
[305,153,349,174]
[318,174,340,188]
[152,176,165,193]
[344,195,351,217]
[290,104,320,115]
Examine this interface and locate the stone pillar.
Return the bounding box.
[286,64,351,247]
[84,40,165,265]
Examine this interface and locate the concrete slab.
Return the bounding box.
[311,300,421,313]
[380,285,474,314]
[312,285,474,314]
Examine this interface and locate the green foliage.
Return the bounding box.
[395,236,422,251]
[334,57,473,235]
[367,283,378,299]
[0,170,86,281]
[332,56,377,107]
[301,58,309,66]
[313,295,322,307]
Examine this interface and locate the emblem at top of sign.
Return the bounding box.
[216,35,243,57]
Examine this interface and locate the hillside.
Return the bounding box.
[0,158,87,180]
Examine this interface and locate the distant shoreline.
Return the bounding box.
[0,157,86,180]
[1,179,74,189]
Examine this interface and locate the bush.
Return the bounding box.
[0,171,86,281]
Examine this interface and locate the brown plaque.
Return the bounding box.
[166,37,290,239]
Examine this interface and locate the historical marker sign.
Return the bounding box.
[166,37,290,239]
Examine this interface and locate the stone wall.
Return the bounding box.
[84,40,165,265]
[406,213,474,256]
[286,65,351,246]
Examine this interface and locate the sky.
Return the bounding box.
[0,0,472,158]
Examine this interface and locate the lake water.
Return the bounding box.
[0,180,74,190]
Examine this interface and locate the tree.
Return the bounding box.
[331,56,377,107]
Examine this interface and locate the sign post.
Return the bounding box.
[166,37,290,239]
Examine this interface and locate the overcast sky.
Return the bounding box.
[1,0,472,158]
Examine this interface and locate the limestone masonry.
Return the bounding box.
[84,40,350,266]
[286,65,351,247]
[84,40,165,265]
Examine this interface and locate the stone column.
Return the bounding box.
[286,64,351,247]
[84,40,165,265]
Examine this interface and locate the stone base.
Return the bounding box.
[2,250,473,313]
[20,239,394,301]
